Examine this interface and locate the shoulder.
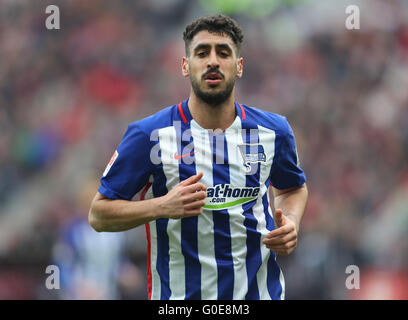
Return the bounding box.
[126,104,178,136]
[240,103,291,136]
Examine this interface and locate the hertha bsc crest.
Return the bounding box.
[238,144,266,172]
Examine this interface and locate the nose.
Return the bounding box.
[207,50,219,69]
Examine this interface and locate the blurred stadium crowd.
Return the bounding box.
[0,0,407,299]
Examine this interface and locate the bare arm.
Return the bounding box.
[262,183,308,255]
[89,172,207,232]
[272,183,308,232]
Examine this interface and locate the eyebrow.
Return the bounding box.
[193,43,233,54]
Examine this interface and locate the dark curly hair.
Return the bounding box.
[183,14,244,56]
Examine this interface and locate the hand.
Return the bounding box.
[158,172,207,219]
[262,209,298,255]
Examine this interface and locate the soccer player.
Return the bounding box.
[89,14,308,300]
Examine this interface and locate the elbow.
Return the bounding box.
[88,204,105,232]
[303,182,309,197]
[301,183,309,208]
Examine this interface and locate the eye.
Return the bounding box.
[197,52,207,58]
[219,51,229,58]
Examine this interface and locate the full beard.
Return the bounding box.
[191,76,235,106]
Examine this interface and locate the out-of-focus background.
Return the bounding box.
[0,0,407,299]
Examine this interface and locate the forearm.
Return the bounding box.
[89,192,162,232]
[273,183,308,232]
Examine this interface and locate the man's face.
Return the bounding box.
[182,30,243,105]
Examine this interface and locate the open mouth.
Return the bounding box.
[204,72,223,85]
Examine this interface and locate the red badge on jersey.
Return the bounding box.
[103,150,118,177]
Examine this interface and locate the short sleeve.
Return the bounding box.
[98,123,152,200]
[270,119,306,190]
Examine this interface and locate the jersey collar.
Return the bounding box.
[178,98,246,124]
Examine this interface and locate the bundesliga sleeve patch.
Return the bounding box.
[103,150,119,177]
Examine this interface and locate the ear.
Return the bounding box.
[236,57,243,78]
[182,56,189,77]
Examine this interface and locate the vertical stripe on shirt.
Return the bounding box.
[257,125,285,300]
[191,120,218,299]
[241,126,262,299]
[149,220,162,299]
[179,123,201,300]
[155,219,170,299]
[256,125,279,299]
[224,122,249,299]
[212,131,234,299]
[158,126,185,299]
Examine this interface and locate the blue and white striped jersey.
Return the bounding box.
[98,98,306,300]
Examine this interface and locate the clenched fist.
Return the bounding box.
[262,208,298,255]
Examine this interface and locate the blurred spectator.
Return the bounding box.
[51,180,145,299]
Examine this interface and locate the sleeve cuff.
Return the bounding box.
[272,175,306,190]
[98,185,131,200]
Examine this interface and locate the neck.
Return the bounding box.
[187,89,237,131]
